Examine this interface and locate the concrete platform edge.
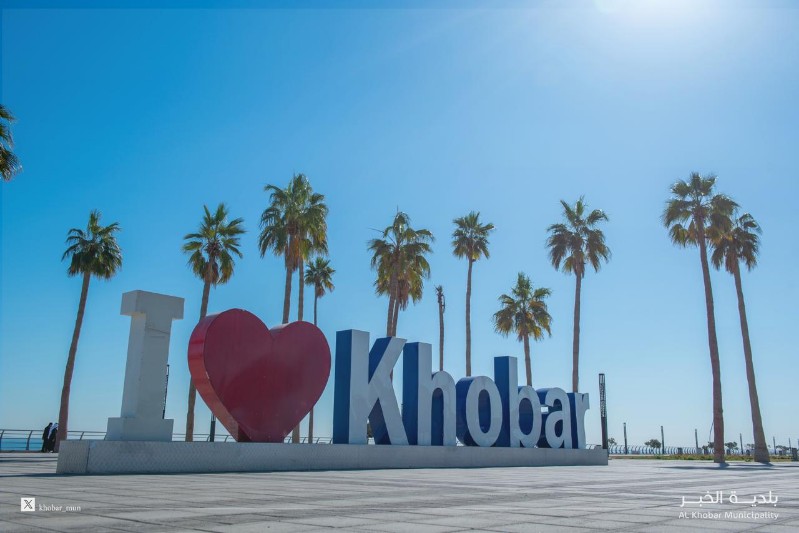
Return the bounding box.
[56,441,608,474]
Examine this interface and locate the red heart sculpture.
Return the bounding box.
[188,309,331,442]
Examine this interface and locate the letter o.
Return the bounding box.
[456,376,502,447]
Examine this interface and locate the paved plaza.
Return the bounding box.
[1,454,797,532]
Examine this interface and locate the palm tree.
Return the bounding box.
[259,174,328,324]
[304,257,335,444]
[57,210,122,450]
[709,211,769,463]
[369,211,434,336]
[452,212,495,377]
[1,104,21,181]
[435,285,445,371]
[546,197,610,393]
[259,174,327,443]
[182,204,245,442]
[492,273,552,386]
[662,172,737,464]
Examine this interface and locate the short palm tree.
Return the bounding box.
[452,212,495,376]
[546,197,610,392]
[1,104,21,181]
[259,174,328,324]
[304,257,335,443]
[57,210,122,450]
[182,203,245,442]
[369,211,434,336]
[492,273,552,386]
[662,172,737,464]
[709,211,769,463]
[435,285,445,371]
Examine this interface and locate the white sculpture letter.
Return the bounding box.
[106,290,184,441]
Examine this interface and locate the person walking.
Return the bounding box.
[40,422,52,453]
[46,423,58,452]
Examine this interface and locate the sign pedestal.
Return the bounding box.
[57,441,608,475]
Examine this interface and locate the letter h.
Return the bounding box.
[402,342,456,446]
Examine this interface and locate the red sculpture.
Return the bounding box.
[188,309,331,442]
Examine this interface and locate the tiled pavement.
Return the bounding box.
[1,454,797,532]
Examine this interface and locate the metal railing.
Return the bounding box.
[5,429,785,456]
[0,428,339,451]
[607,444,770,456]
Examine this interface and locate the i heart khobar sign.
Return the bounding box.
[189,309,590,449]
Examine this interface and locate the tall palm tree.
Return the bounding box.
[709,211,769,463]
[259,174,328,324]
[369,211,434,336]
[57,210,122,450]
[304,257,335,444]
[492,273,552,386]
[663,172,737,464]
[435,285,445,371]
[182,203,245,442]
[452,212,495,377]
[1,104,21,181]
[259,174,327,443]
[546,197,610,393]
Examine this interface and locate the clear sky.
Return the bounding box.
[1,1,797,449]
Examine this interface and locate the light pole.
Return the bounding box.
[599,374,608,450]
[623,422,628,455]
[661,425,665,455]
[162,364,169,419]
[695,428,699,452]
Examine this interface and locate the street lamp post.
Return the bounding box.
[599,374,608,450]
[623,422,628,455]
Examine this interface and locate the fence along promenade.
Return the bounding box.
[7,428,787,456]
[0,428,337,451]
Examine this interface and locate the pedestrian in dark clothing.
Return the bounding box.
[41,423,52,452]
[46,423,58,452]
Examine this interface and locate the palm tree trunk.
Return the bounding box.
[697,227,725,463]
[392,296,400,336]
[186,278,211,442]
[291,259,305,444]
[297,258,304,321]
[308,293,318,444]
[523,333,532,387]
[308,407,314,444]
[282,263,292,324]
[56,271,91,451]
[571,272,582,392]
[438,296,445,372]
[465,259,473,377]
[386,284,396,336]
[733,262,768,463]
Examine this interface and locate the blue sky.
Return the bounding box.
[1,1,797,449]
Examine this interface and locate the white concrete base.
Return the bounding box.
[56,441,607,475]
[106,417,174,442]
